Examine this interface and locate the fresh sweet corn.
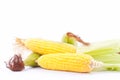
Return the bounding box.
[24,38,76,54]
[37,53,94,73]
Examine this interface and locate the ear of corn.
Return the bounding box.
[24,38,76,54]
[37,53,94,73]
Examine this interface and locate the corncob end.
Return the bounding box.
[90,59,104,71]
[15,37,25,46]
[13,37,30,54]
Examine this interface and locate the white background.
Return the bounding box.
[0,0,120,80]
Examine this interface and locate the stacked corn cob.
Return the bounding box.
[37,53,97,72]
[16,38,103,73]
[16,33,120,73]
[24,38,76,54]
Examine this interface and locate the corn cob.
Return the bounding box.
[16,38,76,54]
[37,53,97,73]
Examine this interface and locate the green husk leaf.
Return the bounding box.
[62,34,77,46]
[24,52,41,67]
[93,63,120,71]
[77,39,120,64]
[77,39,120,53]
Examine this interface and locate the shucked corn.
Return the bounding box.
[37,53,94,73]
[23,38,76,54]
